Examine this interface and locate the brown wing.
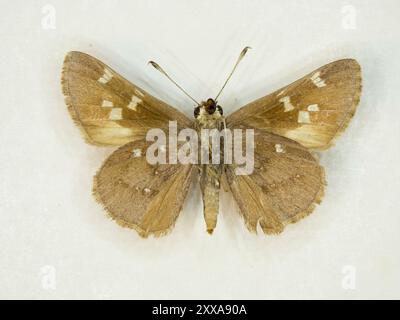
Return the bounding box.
[226,59,361,150]
[62,51,192,146]
[93,139,194,237]
[225,128,325,234]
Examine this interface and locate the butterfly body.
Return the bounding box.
[194,99,225,234]
[62,51,361,237]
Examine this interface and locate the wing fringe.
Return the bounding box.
[92,158,195,238]
[62,52,103,146]
[316,59,362,150]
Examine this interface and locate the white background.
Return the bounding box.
[1,0,399,299]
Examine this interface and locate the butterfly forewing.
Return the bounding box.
[62,51,192,146]
[225,128,325,234]
[226,59,361,150]
[93,139,194,237]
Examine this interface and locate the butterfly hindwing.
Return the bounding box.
[93,139,194,237]
[225,128,325,234]
[226,59,361,150]
[62,51,192,146]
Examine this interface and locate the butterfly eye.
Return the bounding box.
[217,105,223,115]
[194,106,200,118]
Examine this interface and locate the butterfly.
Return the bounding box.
[61,48,361,237]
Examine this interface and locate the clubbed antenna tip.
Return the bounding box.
[148,60,199,105]
[215,46,252,101]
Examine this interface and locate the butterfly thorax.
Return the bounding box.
[194,98,224,129]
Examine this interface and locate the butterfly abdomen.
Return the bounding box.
[199,164,222,234]
[195,106,225,234]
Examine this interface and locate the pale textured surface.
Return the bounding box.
[1,0,400,299]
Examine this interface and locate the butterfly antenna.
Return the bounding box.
[214,46,251,102]
[148,61,200,105]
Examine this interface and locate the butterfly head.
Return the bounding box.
[194,98,223,119]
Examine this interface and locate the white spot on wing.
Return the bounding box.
[285,126,324,149]
[127,95,142,111]
[101,100,113,108]
[132,148,142,157]
[134,89,145,97]
[307,104,320,112]
[109,108,122,120]
[275,143,285,153]
[98,77,108,84]
[298,111,311,124]
[104,68,113,78]
[310,72,326,88]
[144,187,151,194]
[279,96,295,112]
[98,68,113,84]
